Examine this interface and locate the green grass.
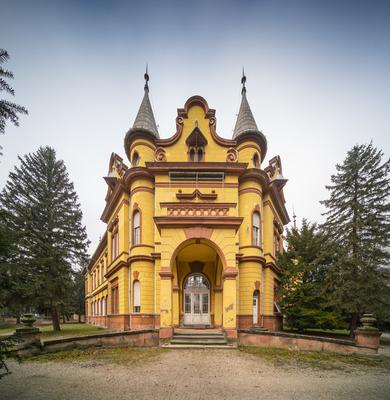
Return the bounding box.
[240,346,390,372]
[303,328,350,336]
[28,346,167,365]
[0,323,23,335]
[0,322,107,339]
[39,323,107,339]
[381,336,390,346]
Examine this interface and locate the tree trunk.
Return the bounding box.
[16,315,21,324]
[350,312,359,336]
[62,315,66,324]
[51,306,61,331]
[78,314,81,323]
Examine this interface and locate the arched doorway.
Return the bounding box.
[183,274,210,325]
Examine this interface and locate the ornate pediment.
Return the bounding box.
[176,189,217,201]
[185,126,208,147]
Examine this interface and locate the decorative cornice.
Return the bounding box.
[154,216,243,232]
[130,186,154,196]
[86,232,108,272]
[238,187,262,196]
[264,261,281,276]
[105,260,128,279]
[127,255,154,264]
[145,161,247,174]
[237,255,266,265]
[123,167,154,187]
[239,168,269,189]
[101,183,129,223]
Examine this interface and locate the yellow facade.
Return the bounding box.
[85,90,289,338]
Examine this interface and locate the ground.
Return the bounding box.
[1,347,390,400]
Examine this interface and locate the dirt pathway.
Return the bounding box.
[1,349,389,400]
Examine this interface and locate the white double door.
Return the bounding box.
[184,289,210,325]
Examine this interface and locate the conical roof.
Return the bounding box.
[130,86,159,139]
[233,88,260,139]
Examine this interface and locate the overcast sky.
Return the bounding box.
[1,0,389,253]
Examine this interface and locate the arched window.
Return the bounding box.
[133,210,141,245]
[184,274,210,289]
[133,281,141,313]
[253,153,260,168]
[132,151,139,167]
[197,148,203,161]
[189,148,195,161]
[252,211,260,246]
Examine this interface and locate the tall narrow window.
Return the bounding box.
[111,227,119,260]
[252,211,260,246]
[133,210,141,245]
[133,281,141,313]
[132,151,139,166]
[274,283,281,314]
[273,231,280,256]
[253,153,260,168]
[197,148,203,161]
[111,284,119,314]
[189,148,195,161]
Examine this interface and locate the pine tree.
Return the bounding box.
[0,147,89,331]
[278,220,344,331]
[0,49,28,146]
[321,142,390,334]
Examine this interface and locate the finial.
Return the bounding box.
[144,64,149,91]
[292,206,297,229]
[241,67,247,94]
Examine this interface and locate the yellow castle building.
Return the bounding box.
[84,72,289,340]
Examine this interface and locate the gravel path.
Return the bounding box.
[1,349,389,400]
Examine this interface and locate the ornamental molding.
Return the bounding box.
[160,202,236,218]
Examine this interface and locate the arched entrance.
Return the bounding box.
[184,274,210,325]
[171,239,224,328]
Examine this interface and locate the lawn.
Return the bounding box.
[240,346,390,372]
[28,346,167,365]
[0,322,107,339]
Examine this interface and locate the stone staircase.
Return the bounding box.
[162,328,236,348]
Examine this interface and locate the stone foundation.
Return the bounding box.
[238,330,377,354]
[130,314,158,330]
[262,314,283,331]
[354,330,382,350]
[107,314,130,331]
[42,329,159,352]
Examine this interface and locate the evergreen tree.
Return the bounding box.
[0,49,28,146]
[278,220,344,331]
[0,147,89,331]
[321,142,390,333]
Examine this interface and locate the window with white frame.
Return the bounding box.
[252,211,260,246]
[133,280,141,313]
[133,210,141,245]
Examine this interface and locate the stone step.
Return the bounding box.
[170,339,228,345]
[162,343,237,349]
[172,334,225,340]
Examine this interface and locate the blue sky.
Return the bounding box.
[1,0,389,251]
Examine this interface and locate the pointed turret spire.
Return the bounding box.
[128,66,159,139]
[232,70,262,140]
